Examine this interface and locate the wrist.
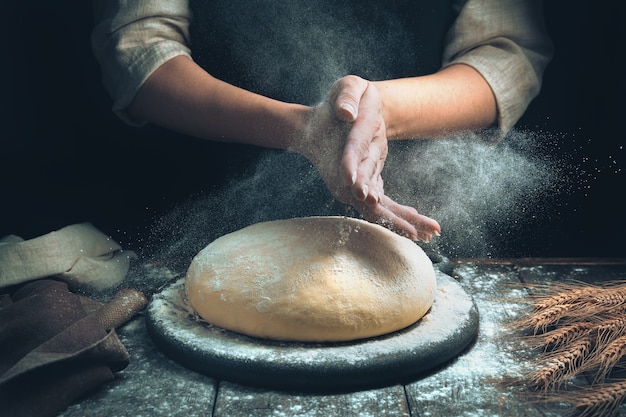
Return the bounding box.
[283,104,317,157]
[251,101,311,151]
[371,80,406,140]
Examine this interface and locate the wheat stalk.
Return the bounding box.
[586,335,626,384]
[593,315,626,347]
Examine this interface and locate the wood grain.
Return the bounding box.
[213,382,410,417]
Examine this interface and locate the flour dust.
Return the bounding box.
[134,2,575,268]
[383,129,573,258]
[143,150,351,270]
[138,127,572,274]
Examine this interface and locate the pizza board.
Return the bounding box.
[145,270,478,392]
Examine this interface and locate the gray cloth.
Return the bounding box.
[0,223,136,292]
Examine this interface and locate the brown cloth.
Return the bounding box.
[0,279,131,417]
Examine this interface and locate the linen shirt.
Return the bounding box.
[91,0,553,135]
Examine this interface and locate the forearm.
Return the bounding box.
[374,64,497,140]
[128,55,310,150]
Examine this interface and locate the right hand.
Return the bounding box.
[298,76,441,242]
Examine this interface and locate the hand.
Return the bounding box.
[299,75,441,242]
[300,77,384,207]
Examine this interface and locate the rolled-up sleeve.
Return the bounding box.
[443,0,554,135]
[91,0,193,125]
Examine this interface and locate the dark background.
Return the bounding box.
[2,2,624,259]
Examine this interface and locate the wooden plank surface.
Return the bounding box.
[405,263,567,417]
[213,382,410,417]
[456,258,626,266]
[57,259,626,417]
[516,262,626,285]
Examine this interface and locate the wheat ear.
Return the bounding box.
[558,379,626,417]
[530,286,597,312]
[526,281,626,311]
[588,284,626,307]
[539,322,594,350]
[526,304,573,335]
[527,336,593,391]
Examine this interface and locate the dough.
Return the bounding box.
[185,216,436,342]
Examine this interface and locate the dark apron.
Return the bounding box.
[189,0,454,105]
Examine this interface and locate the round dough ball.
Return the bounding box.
[185,216,436,342]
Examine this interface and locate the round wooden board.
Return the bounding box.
[146,270,478,392]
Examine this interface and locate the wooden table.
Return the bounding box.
[60,258,626,417]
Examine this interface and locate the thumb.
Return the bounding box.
[329,76,369,122]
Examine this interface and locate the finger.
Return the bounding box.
[340,86,386,195]
[356,196,441,242]
[356,138,387,205]
[354,149,384,206]
[380,196,442,241]
[358,202,419,240]
[329,75,369,122]
[365,173,384,206]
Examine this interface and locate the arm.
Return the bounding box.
[127,55,309,150]
[92,0,309,149]
[326,0,552,236]
[374,64,497,140]
[339,0,553,141]
[443,0,554,134]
